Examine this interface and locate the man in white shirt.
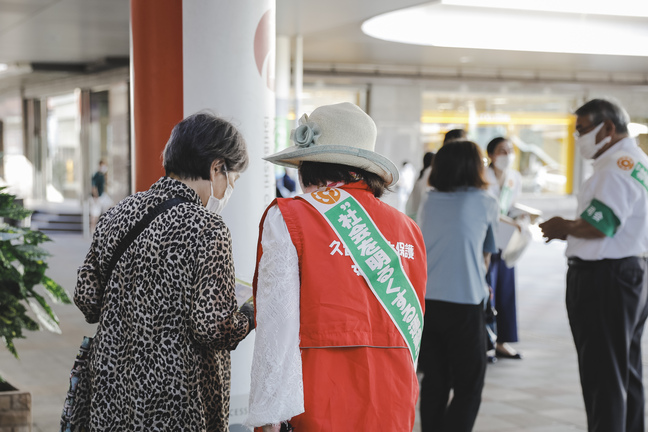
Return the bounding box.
[540,98,648,432]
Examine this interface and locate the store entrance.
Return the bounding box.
[45,92,81,203]
[21,82,130,235]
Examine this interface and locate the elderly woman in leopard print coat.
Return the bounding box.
[74,112,255,431]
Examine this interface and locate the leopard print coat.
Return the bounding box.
[75,176,250,431]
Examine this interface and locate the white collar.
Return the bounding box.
[593,136,636,170]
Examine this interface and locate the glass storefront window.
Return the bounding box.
[0,95,29,199]
[298,87,366,117]
[271,86,367,197]
[1,115,31,198]
[46,92,81,202]
[421,93,575,194]
[276,87,366,153]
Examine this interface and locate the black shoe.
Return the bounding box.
[487,355,498,364]
[495,349,523,360]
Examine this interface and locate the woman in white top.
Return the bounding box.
[405,151,435,220]
[484,137,523,359]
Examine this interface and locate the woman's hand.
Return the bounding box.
[239,302,255,334]
[262,424,281,432]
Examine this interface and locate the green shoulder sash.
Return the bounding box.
[300,187,424,364]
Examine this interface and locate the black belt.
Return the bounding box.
[568,255,648,267]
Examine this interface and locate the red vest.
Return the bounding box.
[254,183,427,431]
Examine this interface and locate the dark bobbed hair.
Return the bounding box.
[443,129,467,144]
[418,152,435,180]
[299,161,388,198]
[428,140,488,192]
[423,151,435,169]
[163,111,248,181]
[486,137,508,156]
[574,98,629,134]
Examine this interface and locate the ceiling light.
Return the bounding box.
[442,0,648,19]
[361,3,648,57]
[0,63,32,77]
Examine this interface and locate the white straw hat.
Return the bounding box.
[264,102,399,187]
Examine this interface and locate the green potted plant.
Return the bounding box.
[0,186,71,429]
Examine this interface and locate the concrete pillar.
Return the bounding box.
[130,1,276,429]
[130,0,183,193]
[368,84,423,209]
[293,35,303,126]
[79,89,92,238]
[22,98,41,200]
[276,35,291,152]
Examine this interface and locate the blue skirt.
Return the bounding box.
[487,251,518,343]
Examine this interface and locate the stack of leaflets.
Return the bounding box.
[235,278,254,308]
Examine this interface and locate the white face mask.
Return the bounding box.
[575,122,611,160]
[206,170,233,215]
[493,154,514,171]
[100,165,108,173]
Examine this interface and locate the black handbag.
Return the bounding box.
[280,421,295,432]
[485,301,498,351]
[60,336,93,432]
[484,274,498,352]
[59,196,190,432]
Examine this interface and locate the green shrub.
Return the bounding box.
[0,187,71,362]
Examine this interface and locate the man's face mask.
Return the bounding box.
[575,122,611,160]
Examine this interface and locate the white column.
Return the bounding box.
[276,35,291,152]
[368,84,423,209]
[79,89,91,238]
[182,1,276,429]
[293,35,303,124]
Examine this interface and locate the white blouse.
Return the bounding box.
[246,205,304,427]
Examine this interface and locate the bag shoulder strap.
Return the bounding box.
[105,196,190,283]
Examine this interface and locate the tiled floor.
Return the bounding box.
[1,195,646,431]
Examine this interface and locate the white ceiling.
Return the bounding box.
[0,0,647,85]
[0,0,129,63]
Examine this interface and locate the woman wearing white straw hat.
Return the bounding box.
[246,102,428,431]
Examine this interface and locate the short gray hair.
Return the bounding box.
[162,111,248,180]
[574,98,630,134]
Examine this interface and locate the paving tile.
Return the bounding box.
[545,394,586,410]
[481,386,537,402]
[473,414,520,431]
[540,408,587,426]
[517,425,585,432]
[479,400,529,416]
[506,397,571,412]
[495,411,567,428]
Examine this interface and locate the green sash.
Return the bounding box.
[631,161,648,194]
[301,187,424,364]
[498,173,513,215]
